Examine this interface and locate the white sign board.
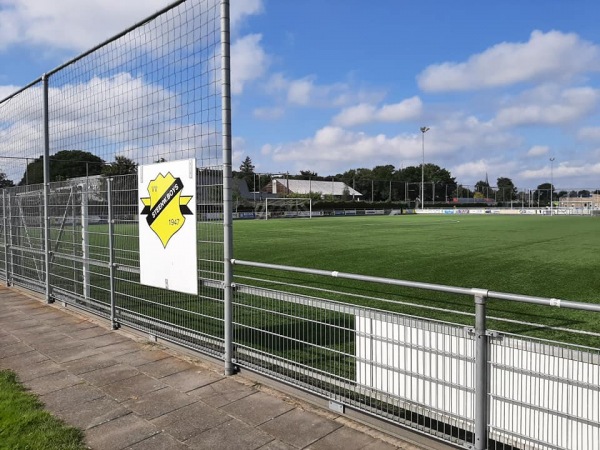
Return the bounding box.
[138,159,197,295]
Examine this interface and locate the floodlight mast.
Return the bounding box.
[420,127,430,211]
[550,157,555,216]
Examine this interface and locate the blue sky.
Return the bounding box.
[1,0,600,189]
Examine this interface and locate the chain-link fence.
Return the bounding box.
[0,0,229,354]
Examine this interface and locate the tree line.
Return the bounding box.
[0,150,137,187]
[236,156,593,204]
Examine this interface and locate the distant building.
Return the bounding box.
[559,193,600,209]
[262,179,362,199]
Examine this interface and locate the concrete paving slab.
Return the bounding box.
[306,425,382,450]
[0,334,21,347]
[102,373,167,402]
[60,352,119,375]
[0,350,49,370]
[0,342,35,359]
[10,329,65,341]
[112,347,170,367]
[257,440,296,450]
[13,359,64,382]
[160,368,222,393]
[258,408,343,449]
[221,391,295,426]
[185,417,274,450]
[122,386,197,420]
[127,432,191,450]
[79,363,140,387]
[85,413,160,450]
[94,340,140,358]
[40,383,106,413]
[83,332,130,349]
[55,396,130,430]
[64,326,112,340]
[53,320,98,332]
[362,440,404,450]
[46,345,105,364]
[151,400,232,442]
[0,311,24,323]
[30,336,87,353]
[137,356,195,379]
[1,319,42,331]
[188,377,256,408]
[23,369,83,395]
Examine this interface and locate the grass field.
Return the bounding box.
[232,214,600,344]
[0,370,86,450]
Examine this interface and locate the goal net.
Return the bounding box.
[257,198,313,220]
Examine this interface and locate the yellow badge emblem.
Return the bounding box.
[140,172,193,248]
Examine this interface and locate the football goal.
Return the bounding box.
[258,197,312,220]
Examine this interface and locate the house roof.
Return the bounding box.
[275,179,362,196]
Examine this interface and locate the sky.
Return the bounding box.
[1,0,600,190]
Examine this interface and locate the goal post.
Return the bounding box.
[262,197,312,220]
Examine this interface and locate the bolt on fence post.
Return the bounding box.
[42,73,53,304]
[473,290,489,450]
[107,178,118,330]
[2,190,8,285]
[221,0,235,376]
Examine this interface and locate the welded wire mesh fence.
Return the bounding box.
[0,0,227,351]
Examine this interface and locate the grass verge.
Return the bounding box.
[0,370,87,450]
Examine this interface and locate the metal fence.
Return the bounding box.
[0,0,231,361]
[229,260,600,450]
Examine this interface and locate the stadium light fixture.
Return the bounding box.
[420,127,430,211]
[550,157,555,216]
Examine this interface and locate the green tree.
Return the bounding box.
[496,177,517,202]
[0,171,14,188]
[475,180,494,199]
[237,156,255,188]
[18,150,105,185]
[297,170,319,180]
[536,183,552,205]
[102,156,137,176]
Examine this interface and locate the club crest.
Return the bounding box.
[140,172,193,248]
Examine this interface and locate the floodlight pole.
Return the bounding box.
[420,127,430,211]
[550,157,555,216]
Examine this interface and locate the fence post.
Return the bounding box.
[473,289,489,450]
[221,0,236,376]
[42,73,53,304]
[107,178,118,330]
[2,190,8,286]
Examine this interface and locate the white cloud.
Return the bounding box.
[230,0,263,30]
[527,145,550,157]
[0,72,221,181]
[231,33,269,95]
[266,73,385,108]
[0,85,20,100]
[494,86,599,127]
[418,30,600,92]
[578,126,600,141]
[332,97,422,127]
[519,162,600,180]
[269,126,421,172]
[0,0,171,51]
[252,106,285,120]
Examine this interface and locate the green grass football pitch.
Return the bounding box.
[232,214,600,344]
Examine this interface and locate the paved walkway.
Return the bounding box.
[0,286,439,450]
